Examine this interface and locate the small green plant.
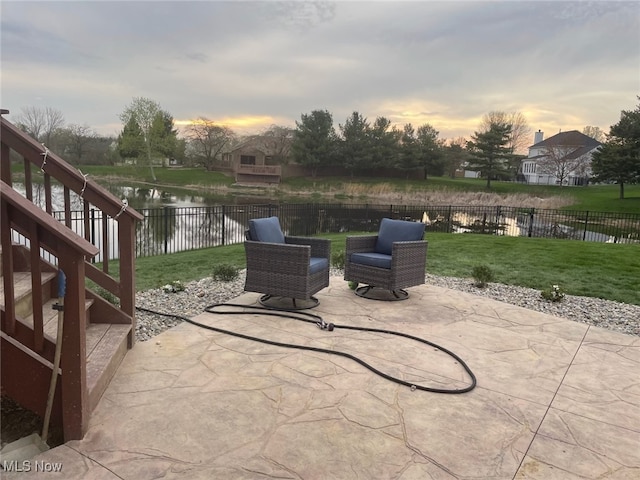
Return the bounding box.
[95,286,119,305]
[162,280,186,293]
[471,265,494,288]
[541,284,566,302]
[348,280,359,290]
[212,263,240,281]
[332,250,346,269]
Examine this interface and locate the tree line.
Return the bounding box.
[9,97,639,195]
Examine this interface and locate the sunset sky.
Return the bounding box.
[2,1,638,146]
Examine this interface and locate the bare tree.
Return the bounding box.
[480,111,532,154]
[443,137,469,178]
[184,117,236,171]
[64,124,97,162]
[119,97,169,181]
[257,125,295,164]
[582,125,606,142]
[537,145,590,187]
[15,106,65,147]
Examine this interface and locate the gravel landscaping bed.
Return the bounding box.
[136,269,640,340]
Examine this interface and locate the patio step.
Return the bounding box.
[86,323,130,411]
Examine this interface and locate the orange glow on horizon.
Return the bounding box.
[175,115,286,134]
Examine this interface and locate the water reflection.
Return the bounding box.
[10,183,638,265]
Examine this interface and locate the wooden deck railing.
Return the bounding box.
[235,164,282,176]
[0,110,143,438]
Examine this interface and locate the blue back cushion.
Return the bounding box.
[375,218,425,255]
[248,217,285,243]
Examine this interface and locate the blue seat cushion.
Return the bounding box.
[350,252,392,269]
[375,218,425,255]
[248,217,285,243]
[309,257,329,274]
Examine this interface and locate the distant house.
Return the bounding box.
[521,130,601,186]
[221,137,283,185]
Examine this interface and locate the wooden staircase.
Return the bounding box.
[1,249,131,413]
[1,109,144,441]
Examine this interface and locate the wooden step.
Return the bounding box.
[86,323,131,410]
[8,309,131,412]
[3,266,132,418]
[20,298,94,339]
[0,271,57,319]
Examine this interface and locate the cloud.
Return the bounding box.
[1,1,638,141]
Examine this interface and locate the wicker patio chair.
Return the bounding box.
[244,216,330,309]
[344,218,427,300]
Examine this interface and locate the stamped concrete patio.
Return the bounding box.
[3,276,639,479]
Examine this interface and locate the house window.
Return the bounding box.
[240,155,256,165]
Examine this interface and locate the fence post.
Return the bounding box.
[163,207,169,254]
[528,208,535,237]
[582,211,589,241]
[447,205,452,233]
[221,205,226,246]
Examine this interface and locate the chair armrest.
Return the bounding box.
[391,240,428,270]
[244,241,311,273]
[345,235,378,255]
[286,236,331,259]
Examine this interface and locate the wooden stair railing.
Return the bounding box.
[1,112,143,345]
[1,110,144,440]
[1,182,99,439]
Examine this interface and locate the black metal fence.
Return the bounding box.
[41,203,639,263]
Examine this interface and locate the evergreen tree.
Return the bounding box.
[467,122,513,188]
[369,116,400,169]
[150,110,179,161]
[416,124,444,179]
[591,98,640,199]
[291,109,336,177]
[397,124,421,178]
[339,111,371,175]
[117,115,145,160]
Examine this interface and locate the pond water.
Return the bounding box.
[12,181,285,211]
[11,182,635,265]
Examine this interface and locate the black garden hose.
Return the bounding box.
[136,303,477,394]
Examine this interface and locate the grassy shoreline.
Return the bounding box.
[60,165,640,213]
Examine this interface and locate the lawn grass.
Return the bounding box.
[105,233,639,306]
[69,165,234,187]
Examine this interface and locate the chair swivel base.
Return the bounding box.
[259,294,320,310]
[354,285,409,301]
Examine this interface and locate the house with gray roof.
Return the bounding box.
[520,130,601,185]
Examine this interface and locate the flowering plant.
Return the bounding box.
[541,284,565,302]
[162,280,185,293]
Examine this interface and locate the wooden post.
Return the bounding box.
[58,244,88,440]
[118,218,136,348]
